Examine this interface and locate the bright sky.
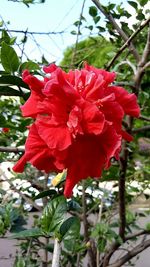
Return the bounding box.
[0,0,137,64]
[0,0,94,63]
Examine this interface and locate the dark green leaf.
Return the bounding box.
[136,9,145,20]
[138,0,148,6]
[68,199,82,212]
[33,189,57,200]
[74,20,82,27]
[89,6,98,17]
[0,75,29,89]
[10,228,44,239]
[1,42,20,73]
[59,217,77,239]
[97,26,105,32]
[70,30,77,35]
[93,16,100,24]
[41,196,67,234]
[0,30,10,44]
[128,1,138,9]
[0,86,22,97]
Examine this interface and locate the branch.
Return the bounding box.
[71,0,86,67]
[139,23,150,67]
[108,238,150,267]
[138,115,150,122]
[106,16,150,70]
[91,0,140,62]
[125,230,150,241]
[82,181,96,267]
[132,125,150,133]
[1,172,42,211]
[0,28,64,35]
[141,61,150,72]
[102,230,150,267]
[0,146,25,153]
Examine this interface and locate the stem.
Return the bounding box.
[0,146,25,153]
[82,181,96,267]
[42,238,49,267]
[118,143,128,241]
[71,0,86,67]
[52,238,61,267]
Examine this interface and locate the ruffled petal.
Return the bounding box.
[106,86,140,117]
[36,116,72,151]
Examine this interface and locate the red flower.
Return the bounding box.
[13,63,140,198]
[2,127,10,133]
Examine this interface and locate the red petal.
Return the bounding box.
[82,102,105,135]
[21,91,44,118]
[36,116,72,151]
[106,86,140,117]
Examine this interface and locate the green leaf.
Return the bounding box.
[19,61,40,73]
[89,6,98,17]
[138,0,148,6]
[136,9,145,20]
[13,256,26,267]
[128,1,138,9]
[1,42,20,73]
[93,16,100,24]
[33,189,57,200]
[0,86,22,97]
[59,217,78,240]
[0,30,10,44]
[146,223,150,231]
[70,30,77,35]
[0,75,29,89]
[0,21,4,27]
[63,217,80,252]
[41,196,67,234]
[10,228,44,239]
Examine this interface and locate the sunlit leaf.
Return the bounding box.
[1,42,20,73]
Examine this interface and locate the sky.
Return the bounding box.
[0,0,138,64]
[0,0,94,63]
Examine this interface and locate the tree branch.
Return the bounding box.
[71,0,86,67]
[91,0,140,62]
[102,230,150,267]
[0,146,25,153]
[132,125,150,133]
[0,28,64,35]
[138,115,150,122]
[106,16,150,70]
[108,239,150,267]
[82,181,96,267]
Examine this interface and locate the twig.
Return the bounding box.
[0,146,25,153]
[91,0,140,62]
[82,181,96,267]
[108,239,150,267]
[118,142,128,241]
[71,0,86,67]
[132,125,150,133]
[106,16,150,70]
[141,61,150,72]
[102,230,150,267]
[2,171,42,211]
[0,28,64,35]
[138,115,150,122]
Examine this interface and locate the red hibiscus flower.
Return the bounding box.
[2,127,10,133]
[13,63,140,198]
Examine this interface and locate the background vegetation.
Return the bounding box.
[0,0,150,266]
